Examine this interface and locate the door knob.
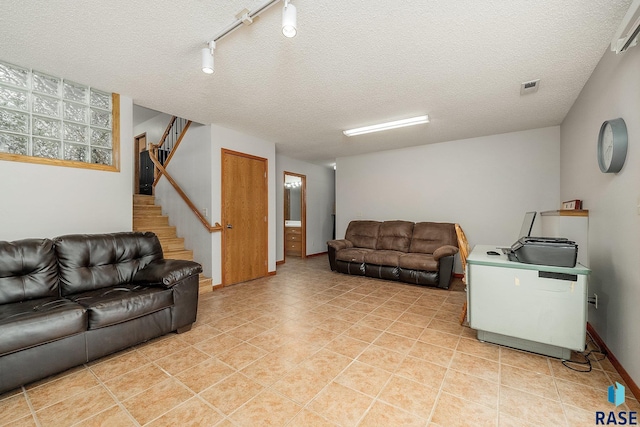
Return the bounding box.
[226,224,233,229]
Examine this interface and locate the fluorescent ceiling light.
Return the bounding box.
[343,115,429,137]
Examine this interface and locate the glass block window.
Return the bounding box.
[0,60,118,170]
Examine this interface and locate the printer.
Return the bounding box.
[507,237,578,268]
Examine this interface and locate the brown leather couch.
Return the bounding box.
[327,220,459,289]
[0,232,201,394]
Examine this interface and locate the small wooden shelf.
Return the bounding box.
[540,210,589,217]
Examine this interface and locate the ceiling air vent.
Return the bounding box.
[520,79,540,95]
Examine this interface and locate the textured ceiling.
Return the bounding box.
[0,0,632,165]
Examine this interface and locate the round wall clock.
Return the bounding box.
[597,118,628,173]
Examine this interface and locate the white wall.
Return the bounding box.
[561,46,640,385]
[133,111,172,146]
[336,127,561,249]
[155,123,214,277]
[0,96,134,240]
[276,154,336,260]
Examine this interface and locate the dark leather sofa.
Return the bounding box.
[0,232,202,394]
[327,220,459,289]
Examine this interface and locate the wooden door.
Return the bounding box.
[222,149,268,285]
[133,134,147,194]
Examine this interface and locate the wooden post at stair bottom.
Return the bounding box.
[455,224,470,325]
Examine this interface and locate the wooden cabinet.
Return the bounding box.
[285,226,302,256]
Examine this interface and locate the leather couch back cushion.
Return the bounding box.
[409,222,457,254]
[55,232,163,296]
[0,239,58,304]
[376,221,414,252]
[345,221,381,249]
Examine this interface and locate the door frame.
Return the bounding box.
[133,133,147,194]
[283,171,307,260]
[221,148,269,286]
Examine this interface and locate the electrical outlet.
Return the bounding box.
[594,293,598,309]
[203,208,208,217]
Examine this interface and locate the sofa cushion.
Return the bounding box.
[376,221,414,252]
[0,239,58,305]
[409,222,457,254]
[55,232,164,296]
[345,221,381,250]
[0,297,87,356]
[398,253,439,271]
[336,248,374,263]
[364,250,405,266]
[66,284,173,329]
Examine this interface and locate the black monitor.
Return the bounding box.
[518,212,537,239]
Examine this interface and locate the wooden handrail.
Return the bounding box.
[156,116,177,150]
[153,119,192,187]
[148,144,222,233]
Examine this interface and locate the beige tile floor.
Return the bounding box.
[1,256,637,426]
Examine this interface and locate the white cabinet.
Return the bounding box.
[467,245,590,359]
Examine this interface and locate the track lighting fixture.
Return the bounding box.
[201,41,215,74]
[282,0,297,38]
[202,0,298,73]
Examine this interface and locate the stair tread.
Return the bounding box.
[133,227,176,237]
[198,277,213,294]
[134,218,169,224]
[133,210,161,214]
[165,249,193,255]
[133,196,155,205]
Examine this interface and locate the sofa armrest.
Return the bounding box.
[133,259,203,288]
[433,245,459,261]
[327,239,353,251]
[327,239,352,271]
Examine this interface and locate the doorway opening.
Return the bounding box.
[284,172,306,259]
[134,133,152,195]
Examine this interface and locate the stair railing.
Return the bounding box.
[153,116,192,185]
[147,144,222,233]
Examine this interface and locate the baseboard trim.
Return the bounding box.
[453,273,464,279]
[306,251,328,258]
[267,270,276,276]
[276,260,285,266]
[587,322,640,401]
[212,283,223,290]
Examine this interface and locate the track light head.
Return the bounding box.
[282,0,297,38]
[201,41,215,74]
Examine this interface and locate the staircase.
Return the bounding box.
[133,194,213,294]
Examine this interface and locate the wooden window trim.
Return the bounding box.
[0,93,121,172]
